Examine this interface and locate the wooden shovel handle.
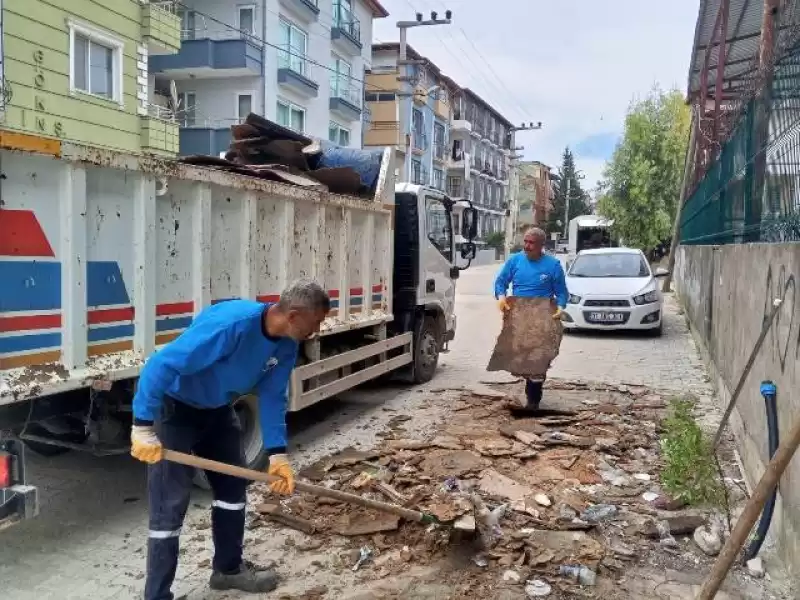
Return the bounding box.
[162,449,427,523]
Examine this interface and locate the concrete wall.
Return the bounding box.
[675,243,800,574]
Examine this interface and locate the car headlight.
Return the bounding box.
[633,290,659,305]
[568,294,581,304]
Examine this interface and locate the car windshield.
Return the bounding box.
[569,253,650,278]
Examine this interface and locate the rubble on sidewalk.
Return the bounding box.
[247,379,757,599]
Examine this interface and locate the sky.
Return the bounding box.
[372,0,700,194]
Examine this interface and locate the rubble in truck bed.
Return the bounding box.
[178,113,381,198]
[247,380,762,599]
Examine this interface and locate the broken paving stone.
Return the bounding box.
[419,450,487,478]
[479,469,534,502]
[472,437,521,457]
[430,435,463,450]
[525,579,552,597]
[385,439,432,451]
[644,515,707,538]
[502,570,521,583]
[746,557,765,578]
[510,498,540,518]
[534,494,552,507]
[454,514,476,531]
[580,504,618,523]
[513,431,542,447]
[633,473,652,482]
[527,547,556,566]
[335,511,400,536]
[500,421,548,438]
[693,523,723,556]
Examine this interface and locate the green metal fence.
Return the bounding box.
[680,45,800,245]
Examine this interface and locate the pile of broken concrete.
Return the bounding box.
[250,380,744,598]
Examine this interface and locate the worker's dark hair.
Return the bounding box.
[279,278,330,313]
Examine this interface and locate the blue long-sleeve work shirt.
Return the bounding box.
[132,300,298,452]
[494,252,569,308]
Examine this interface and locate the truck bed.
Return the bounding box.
[0,138,396,405]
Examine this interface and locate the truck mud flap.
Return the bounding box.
[289,333,413,411]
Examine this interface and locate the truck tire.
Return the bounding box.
[412,316,440,384]
[192,394,269,490]
[22,419,88,457]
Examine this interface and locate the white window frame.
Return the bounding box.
[330,54,352,99]
[178,91,196,127]
[237,4,256,36]
[279,18,309,75]
[235,91,254,122]
[68,19,124,106]
[277,98,306,133]
[329,121,351,146]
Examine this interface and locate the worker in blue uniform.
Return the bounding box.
[494,227,568,413]
[130,279,330,600]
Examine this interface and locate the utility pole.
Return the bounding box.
[503,122,542,257]
[397,11,452,182]
[563,177,570,239]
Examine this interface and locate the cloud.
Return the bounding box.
[373,0,697,188]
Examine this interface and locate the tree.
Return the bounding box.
[484,231,505,250]
[597,88,690,252]
[545,148,591,236]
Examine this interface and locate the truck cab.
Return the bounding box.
[392,183,477,383]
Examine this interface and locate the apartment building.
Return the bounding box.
[0,0,182,155]
[363,43,452,193]
[449,88,515,241]
[513,160,555,244]
[149,0,388,156]
[363,44,515,242]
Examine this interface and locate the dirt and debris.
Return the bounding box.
[244,379,786,599]
[178,113,380,197]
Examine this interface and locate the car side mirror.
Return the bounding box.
[460,242,477,261]
[461,207,479,240]
[654,267,670,277]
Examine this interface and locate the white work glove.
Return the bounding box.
[130,425,164,464]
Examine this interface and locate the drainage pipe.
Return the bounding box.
[742,380,779,562]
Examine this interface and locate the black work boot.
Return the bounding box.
[209,561,279,593]
[509,380,544,418]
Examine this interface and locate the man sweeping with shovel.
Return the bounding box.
[130,279,330,600]
[490,227,568,416]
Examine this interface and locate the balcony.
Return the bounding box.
[179,123,233,157]
[330,83,362,121]
[277,50,319,97]
[141,105,179,156]
[143,2,181,54]
[451,112,472,136]
[149,29,262,79]
[412,131,428,154]
[331,2,362,53]
[279,0,320,22]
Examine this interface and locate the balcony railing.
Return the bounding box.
[331,82,361,107]
[278,46,311,78]
[332,2,361,44]
[148,103,176,121]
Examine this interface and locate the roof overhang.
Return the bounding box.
[687,0,766,100]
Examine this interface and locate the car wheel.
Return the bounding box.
[650,323,663,337]
[412,316,440,384]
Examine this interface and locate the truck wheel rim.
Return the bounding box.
[234,395,262,466]
[420,332,437,369]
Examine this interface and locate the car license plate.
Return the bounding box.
[589,312,625,323]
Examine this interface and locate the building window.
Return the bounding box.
[237,93,253,122]
[329,122,351,146]
[279,19,308,75]
[411,159,422,184]
[331,55,358,105]
[69,20,124,104]
[238,5,256,36]
[432,168,444,191]
[178,9,196,40]
[178,92,196,126]
[277,99,306,132]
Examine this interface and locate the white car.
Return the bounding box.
[562,248,668,335]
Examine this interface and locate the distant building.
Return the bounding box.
[514,161,554,243]
[362,42,516,242]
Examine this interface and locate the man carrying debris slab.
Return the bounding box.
[490,227,568,415]
[130,279,330,600]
